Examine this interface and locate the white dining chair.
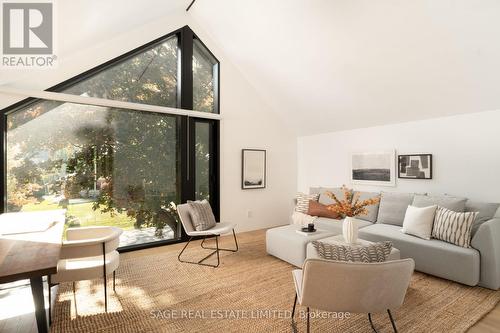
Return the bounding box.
[291,258,415,333]
[48,226,123,321]
[176,203,238,268]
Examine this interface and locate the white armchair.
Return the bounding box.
[49,226,123,320]
[177,203,238,268]
[291,258,415,333]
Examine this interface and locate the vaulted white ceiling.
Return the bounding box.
[189,0,500,134]
[2,0,500,135]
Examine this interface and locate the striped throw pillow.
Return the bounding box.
[432,206,478,248]
[187,199,217,231]
[312,241,393,263]
[295,193,319,213]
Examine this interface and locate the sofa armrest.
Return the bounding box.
[471,218,500,290]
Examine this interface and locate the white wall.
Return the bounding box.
[0,11,297,233]
[298,110,500,202]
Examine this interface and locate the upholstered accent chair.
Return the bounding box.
[177,203,238,268]
[49,226,122,321]
[291,258,415,333]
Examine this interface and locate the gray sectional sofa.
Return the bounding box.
[269,187,500,290]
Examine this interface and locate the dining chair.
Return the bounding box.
[48,226,123,322]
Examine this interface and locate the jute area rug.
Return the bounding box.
[50,231,500,333]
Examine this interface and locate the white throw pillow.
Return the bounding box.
[402,205,438,240]
[291,211,317,226]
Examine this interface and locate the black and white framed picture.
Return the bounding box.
[242,149,266,189]
[398,154,433,179]
[351,150,396,186]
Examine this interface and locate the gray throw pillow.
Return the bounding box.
[465,200,500,235]
[312,241,393,263]
[377,192,415,226]
[187,199,217,231]
[318,187,352,205]
[412,194,466,212]
[354,191,380,223]
[309,187,322,195]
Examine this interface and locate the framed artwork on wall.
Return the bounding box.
[398,154,433,179]
[350,150,396,186]
[242,149,266,189]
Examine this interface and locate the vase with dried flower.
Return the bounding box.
[326,185,380,244]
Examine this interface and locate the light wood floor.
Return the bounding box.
[1,229,499,332]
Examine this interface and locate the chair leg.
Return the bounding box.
[47,276,51,326]
[200,229,239,252]
[72,282,77,314]
[306,307,310,333]
[387,310,398,333]
[178,237,193,261]
[215,236,220,267]
[178,236,221,268]
[291,294,297,319]
[102,242,107,313]
[368,313,379,333]
[103,274,107,312]
[113,271,116,292]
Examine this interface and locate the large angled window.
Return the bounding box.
[193,38,219,113]
[64,36,179,107]
[2,26,220,249]
[7,102,181,246]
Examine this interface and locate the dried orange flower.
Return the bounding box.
[326,185,380,218]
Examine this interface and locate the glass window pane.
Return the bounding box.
[194,122,210,201]
[64,36,178,108]
[6,101,181,247]
[193,39,218,113]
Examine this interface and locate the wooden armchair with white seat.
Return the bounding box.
[48,226,123,322]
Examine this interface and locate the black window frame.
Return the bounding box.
[0,25,220,252]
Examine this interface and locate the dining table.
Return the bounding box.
[0,209,66,333]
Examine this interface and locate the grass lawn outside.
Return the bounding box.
[21,198,135,230]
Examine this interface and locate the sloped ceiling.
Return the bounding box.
[2,0,500,135]
[189,0,500,135]
[0,0,185,87]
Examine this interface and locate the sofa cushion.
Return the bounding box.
[354,191,380,223]
[187,199,217,231]
[314,217,372,234]
[312,240,392,263]
[291,211,317,226]
[402,205,437,240]
[295,192,319,213]
[466,200,500,235]
[307,200,339,219]
[309,187,322,195]
[377,192,415,226]
[359,224,480,286]
[317,187,351,205]
[432,206,478,248]
[412,194,467,212]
